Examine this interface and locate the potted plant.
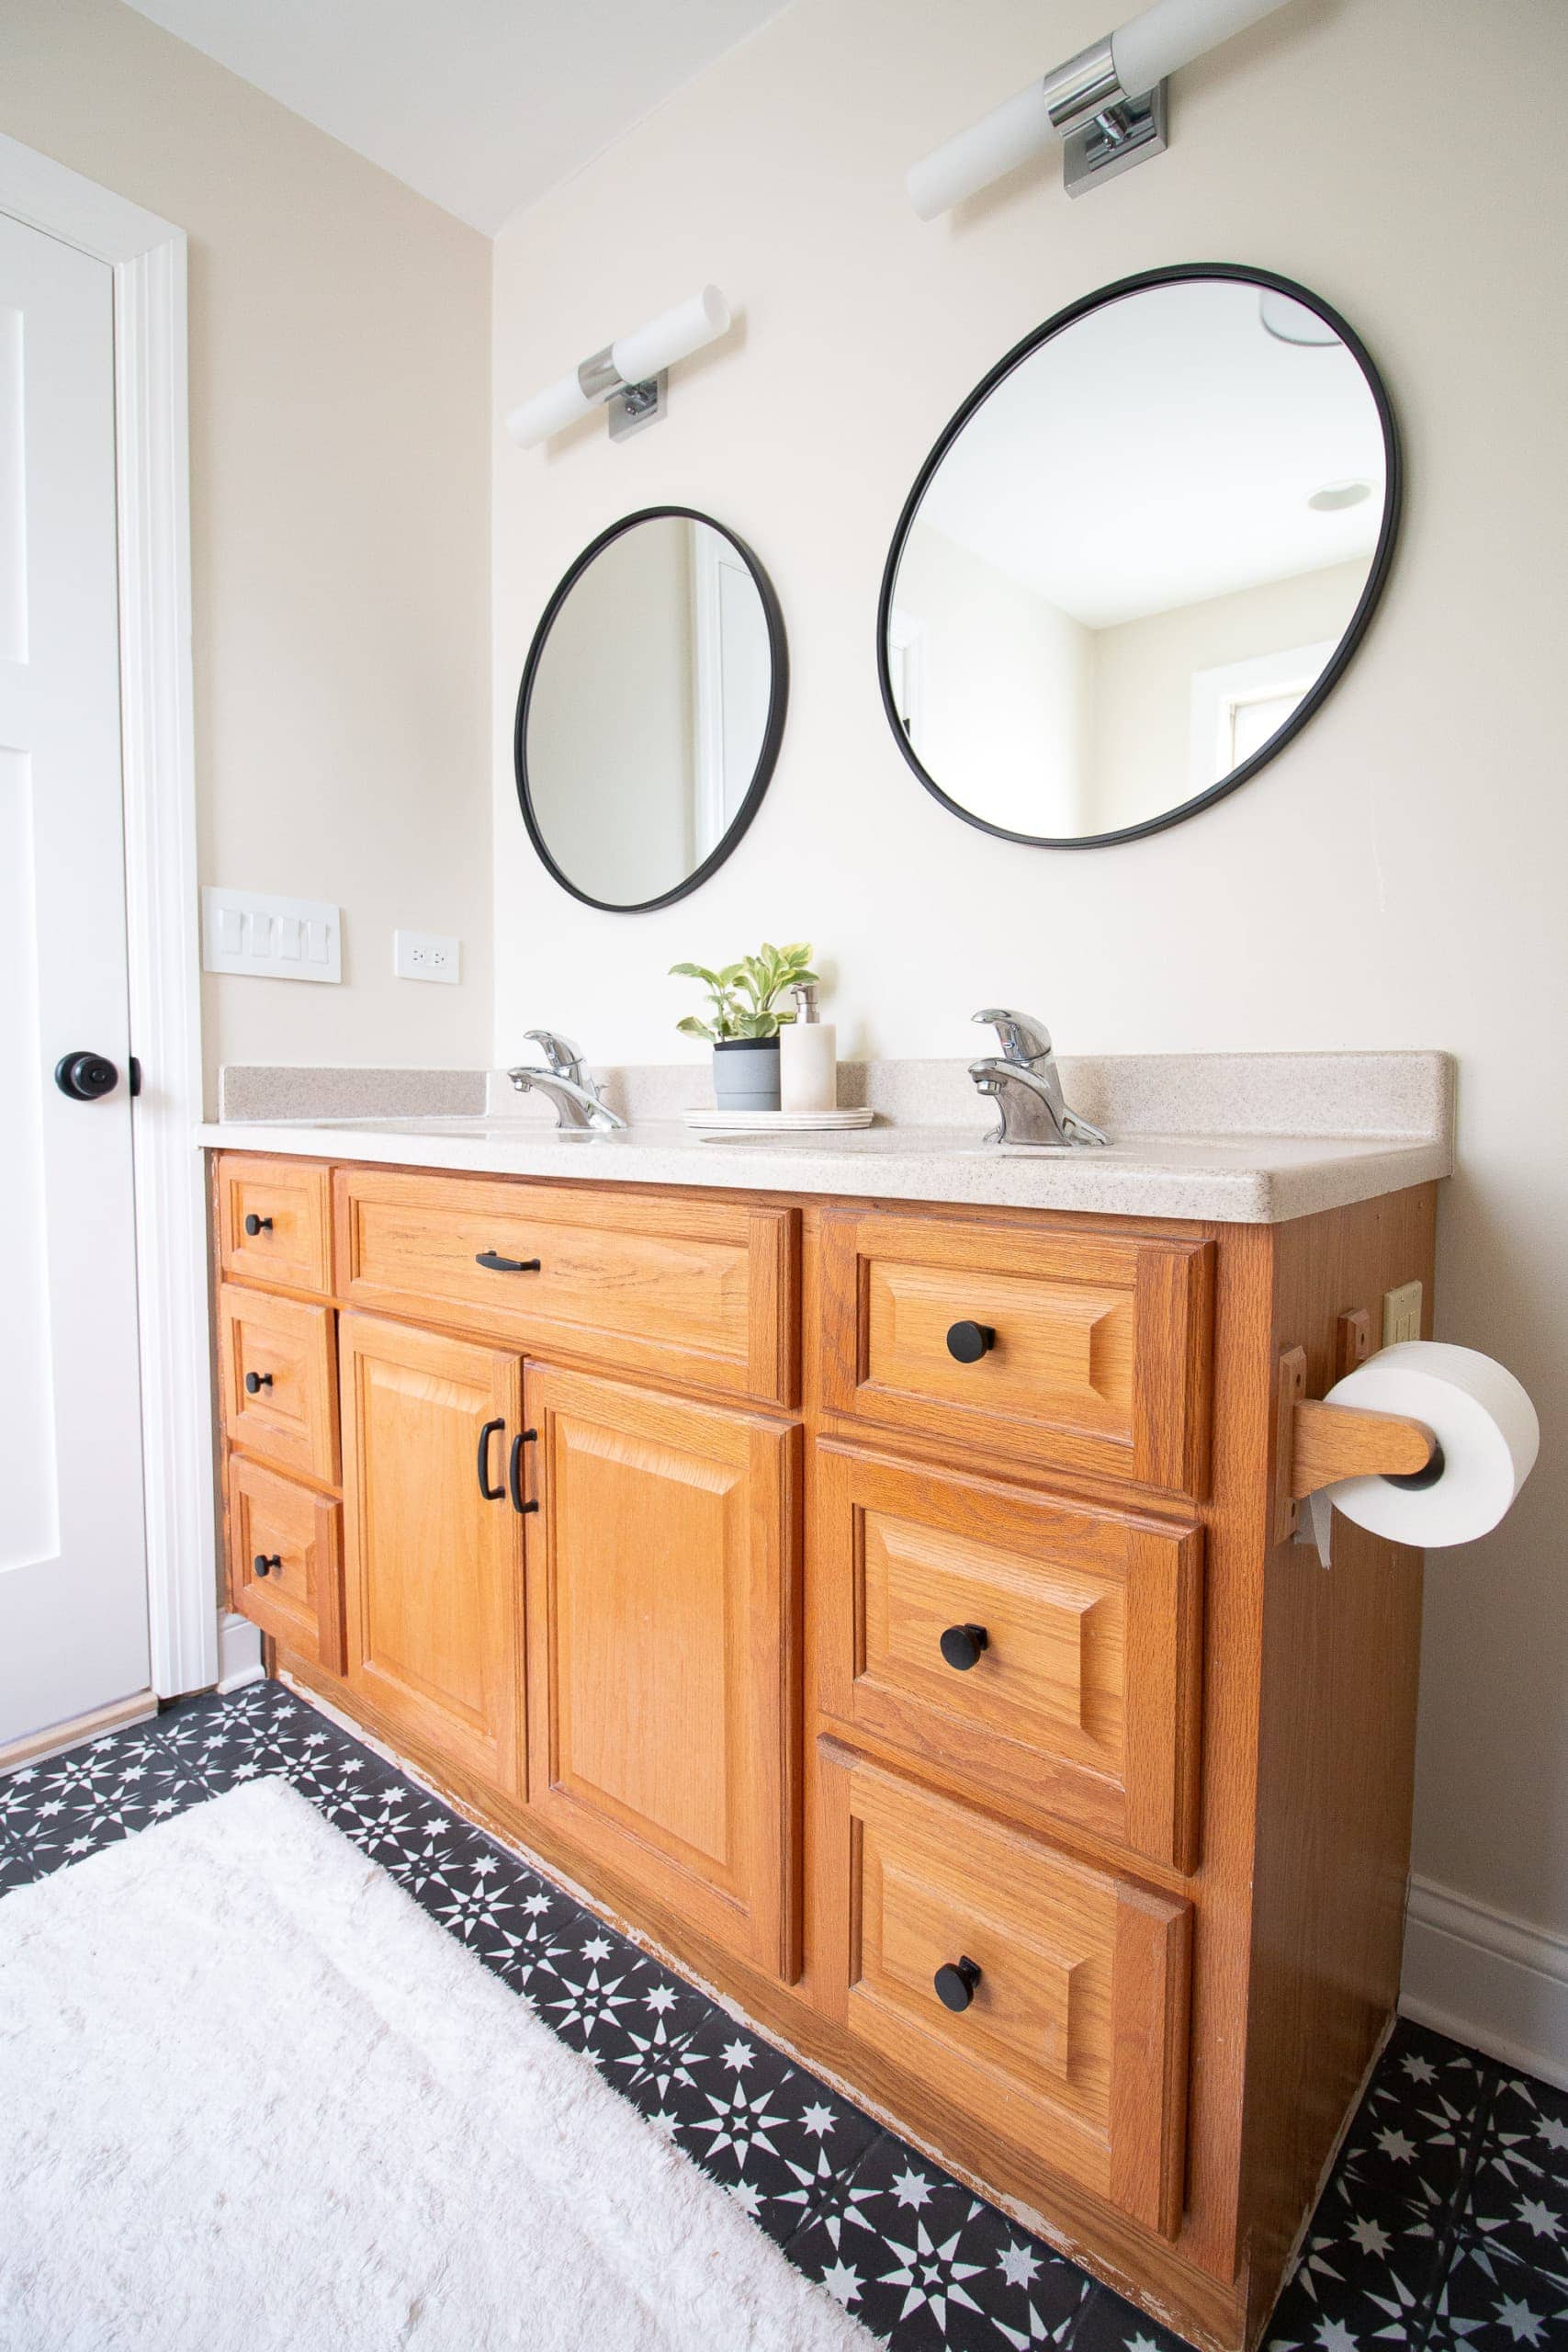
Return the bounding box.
[671,942,818,1112]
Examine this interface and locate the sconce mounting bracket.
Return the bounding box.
[607,372,667,442]
[1062,79,1168,195]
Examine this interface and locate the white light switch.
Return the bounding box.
[202,888,342,983]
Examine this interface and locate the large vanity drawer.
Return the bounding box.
[816,1446,1201,1869]
[219,1283,340,1486]
[334,1168,796,1407]
[816,1742,1190,2240]
[227,1454,345,1672]
[217,1153,333,1297]
[818,1210,1213,1498]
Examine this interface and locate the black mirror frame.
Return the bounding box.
[875,262,1403,852]
[514,504,789,912]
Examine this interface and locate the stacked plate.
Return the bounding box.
[681,1106,876,1138]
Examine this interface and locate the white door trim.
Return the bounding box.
[0,134,215,1699]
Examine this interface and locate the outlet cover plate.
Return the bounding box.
[202,888,340,982]
[1382,1280,1424,1349]
[393,929,460,985]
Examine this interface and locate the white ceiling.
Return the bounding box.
[914,279,1387,629]
[121,0,791,232]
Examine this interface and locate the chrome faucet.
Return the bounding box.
[967,1008,1108,1148]
[506,1030,626,1132]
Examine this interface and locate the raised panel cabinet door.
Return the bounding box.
[523,1363,801,1980]
[219,1284,340,1487]
[816,1741,1191,2241]
[339,1314,524,1796]
[226,1454,345,1673]
[217,1153,333,1297]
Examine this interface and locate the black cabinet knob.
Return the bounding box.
[933,1956,983,2013]
[253,1554,281,1578]
[53,1050,119,1102]
[946,1320,996,1364]
[243,1370,273,1395]
[940,1623,988,1672]
[243,1214,273,1237]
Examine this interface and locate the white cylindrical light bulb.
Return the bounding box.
[505,370,595,449]
[1111,0,1293,99]
[906,82,1058,221]
[611,285,730,386]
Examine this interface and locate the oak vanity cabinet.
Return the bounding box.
[210,1147,1438,2352]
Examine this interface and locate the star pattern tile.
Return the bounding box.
[5,1685,1567,2352]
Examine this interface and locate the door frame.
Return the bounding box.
[0,135,216,1699]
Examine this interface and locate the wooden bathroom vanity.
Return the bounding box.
[208,1112,1444,2352]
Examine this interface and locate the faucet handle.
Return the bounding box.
[522,1028,586,1083]
[972,1009,1054,1067]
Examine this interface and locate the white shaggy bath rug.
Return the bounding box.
[0,1777,874,2352]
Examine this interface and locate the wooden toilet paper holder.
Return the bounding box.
[1274,1341,1438,1543]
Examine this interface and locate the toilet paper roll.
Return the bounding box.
[1304,1340,1539,1564]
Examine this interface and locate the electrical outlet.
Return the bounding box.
[1382,1279,1423,1349]
[393,929,459,985]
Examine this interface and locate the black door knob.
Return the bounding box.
[54,1051,119,1102]
[946,1320,996,1364]
[254,1554,281,1578]
[243,1370,273,1395]
[243,1214,273,1237]
[940,1623,988,1672]
[933,1956,983,2013]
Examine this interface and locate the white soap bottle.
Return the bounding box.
[780,982,837,1114]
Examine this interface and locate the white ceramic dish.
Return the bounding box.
[682,1106,876,1136]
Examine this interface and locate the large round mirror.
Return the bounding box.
[878,265,1399,848]
[516,506,787,910]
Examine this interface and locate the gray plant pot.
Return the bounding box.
[713,1036,781,1113]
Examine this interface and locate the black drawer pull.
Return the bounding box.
[476,1250,541,1274]
[243,1370,273,1395]
[509,1429,539,1516]
[933,1956,982,2014]
[476,1417,505,1501]
[243,1214,273,1237]
[940,1623,988,1672]
[946,1320,996,1364]
[253,1554,281,1579]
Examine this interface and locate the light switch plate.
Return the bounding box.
[1382,1280,1424,1349]
[202,888,341,983]
[393,929,460,985]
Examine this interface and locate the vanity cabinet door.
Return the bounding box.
[522,1363,800,1981]
[339,1313,524,1797]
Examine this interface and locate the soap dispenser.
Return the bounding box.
[780,982,837,1114]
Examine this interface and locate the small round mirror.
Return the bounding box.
[516,506,787,911]
[878,265,1400,848]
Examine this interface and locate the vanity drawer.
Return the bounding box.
[217,1153,333,1296]
[226,1455,345,1672]
[334,1168,796,1408]
[817,1743,1190,2239]
[816,1446,1201,1870]
[818,1210,1213,1498]
[219,1283,340,1486]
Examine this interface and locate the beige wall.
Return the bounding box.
[1,0,492,1100]
[492,0,1568,1981]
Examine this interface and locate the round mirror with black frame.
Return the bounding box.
[515,505,788,912]
[876,263,1401,851]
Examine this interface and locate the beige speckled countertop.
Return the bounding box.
[198,1050,1454,1224]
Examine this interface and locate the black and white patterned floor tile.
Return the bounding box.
[6,1681,1568,2352]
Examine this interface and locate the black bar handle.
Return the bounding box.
[476,1416,505,1500]
[509,1429,539,1516]
[243,1370,273,1395]
[254,1554,281,1579]
[243,1213,273,1237]
[476,1250,541,1274]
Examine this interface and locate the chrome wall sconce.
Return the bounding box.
[907,0,1295,217]
[506,285,733,449]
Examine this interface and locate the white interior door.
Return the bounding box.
[692,529,773,856]
[0,209,150,1745]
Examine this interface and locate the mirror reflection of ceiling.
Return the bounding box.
[916,284,1383,629]
[885,273,1393,847]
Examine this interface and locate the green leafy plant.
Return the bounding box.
[671,941,818,1044]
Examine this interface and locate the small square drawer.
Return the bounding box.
[227,1455,344,1672]
[818,1210,1213,1498]
[816,1742,1190,2240]
[218,1154,333,1296]
[219,1283,339,1486]
[816,1445,1201,1870]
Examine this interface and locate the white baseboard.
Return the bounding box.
[1401,1873,1568,2093]
[216,1611,265,1694]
